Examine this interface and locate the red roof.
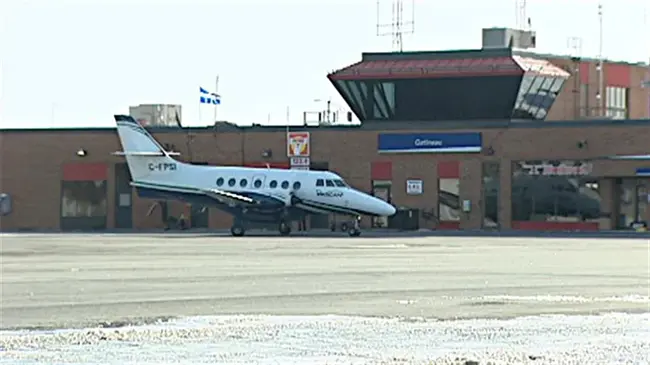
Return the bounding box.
[328,56,569,80]
[512,56,571,77]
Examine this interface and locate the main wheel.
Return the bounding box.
[348,228,361,237]
[231,223,246,237]
[340,222,349,232]
[279,221,291,236]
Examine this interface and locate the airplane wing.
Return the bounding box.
[202,188,257,207]
[131,181,270,208]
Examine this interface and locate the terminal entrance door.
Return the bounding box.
[481,162,500,229]
[114,163,133,229]
[616,178,648,229]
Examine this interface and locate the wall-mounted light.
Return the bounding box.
[76,148,87,157]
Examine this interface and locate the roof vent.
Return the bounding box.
[482,27,536,50]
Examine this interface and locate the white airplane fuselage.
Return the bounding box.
[135,162,396,219]
[113,115,396,236]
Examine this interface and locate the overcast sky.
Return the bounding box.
[1,0,648,128]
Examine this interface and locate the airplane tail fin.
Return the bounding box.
[113,115,181,182]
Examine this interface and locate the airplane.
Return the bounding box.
[113,115,397,237]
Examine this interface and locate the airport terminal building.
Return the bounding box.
[1,46,650,232]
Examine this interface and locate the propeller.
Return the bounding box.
[285,182,301,206]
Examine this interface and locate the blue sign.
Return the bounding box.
[378,132,482,153]
[636,168,650,176]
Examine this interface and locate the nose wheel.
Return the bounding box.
[348,216,361,237]
[279,220,292,236]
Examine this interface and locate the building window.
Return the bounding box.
[510,161,601,223]
[580,84,590,118]
[438,178,460,222]
[61,180,108,218]
[605,86,628,119]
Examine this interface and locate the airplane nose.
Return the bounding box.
[376,199,397,216]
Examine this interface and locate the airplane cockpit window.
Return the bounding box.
[269,180,278,188]
[325,180,335,187]
[216,177,224,186]
[281,181,289,189]
[240,179,248,187]
[253,179,262,188]
[316,179,324,186]
[333,179,346,187]
[228,178,236,187]
[293,181,301,190]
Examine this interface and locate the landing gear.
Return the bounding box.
[230,220,246,237]
[348,216,361,237]
[279,220,292,236]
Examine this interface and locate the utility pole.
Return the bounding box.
[597,3,605,117]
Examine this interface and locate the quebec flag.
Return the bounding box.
[200,87,221,105]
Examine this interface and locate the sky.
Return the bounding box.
[1,0,648,129]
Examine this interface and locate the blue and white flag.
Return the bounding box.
[200,87,221,105]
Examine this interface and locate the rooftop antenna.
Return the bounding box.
[567,36,584,118]
[376,0,415,52]
[597,2,604,117]
[515,0,528,30]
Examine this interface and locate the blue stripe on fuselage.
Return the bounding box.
[135,185,382,218]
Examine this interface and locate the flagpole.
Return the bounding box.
[214,75,220,122]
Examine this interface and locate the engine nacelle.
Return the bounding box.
[282,192,300,207]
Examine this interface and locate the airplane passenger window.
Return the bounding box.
[292,181,301,190]
[281,181,289,189]
[228,178,236,187]
[254,179,262,188]
[240,179,247,187]
[316,179,324,186]
[334,180,346,187]
[269,180,278,188]
[216,177,224,186]
[325,180,335,187]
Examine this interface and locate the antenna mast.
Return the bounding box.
[376,0,415,52]
[567,36,584,118]
[515,0,527,29]
[597,2,604,117]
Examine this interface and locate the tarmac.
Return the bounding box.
[1,233,649,330]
